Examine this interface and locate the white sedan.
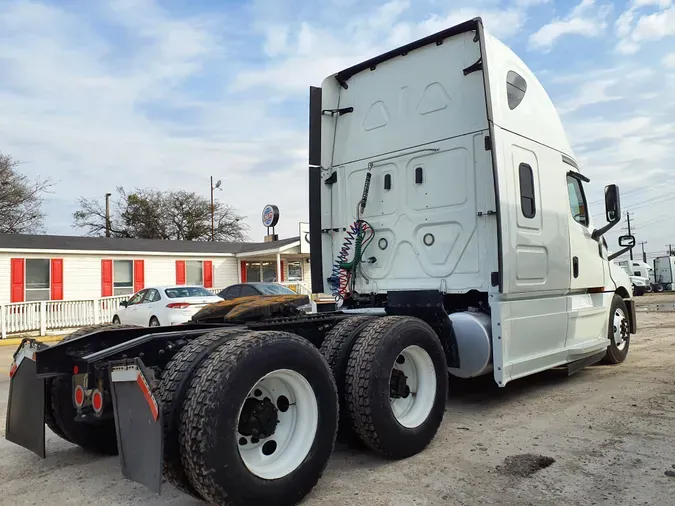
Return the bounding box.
[112,285,223,327]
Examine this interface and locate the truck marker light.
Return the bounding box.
[9,362,17,378]
[73,365,79,374]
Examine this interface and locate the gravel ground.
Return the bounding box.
[1,309,675,506]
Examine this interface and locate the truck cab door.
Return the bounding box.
[565,173,608,350]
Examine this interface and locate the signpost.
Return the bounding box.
[262,205,280,242]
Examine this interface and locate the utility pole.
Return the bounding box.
[639,241,647,263]
[210,177,222,242]
[105,192,112,238]
[626,212,633,260]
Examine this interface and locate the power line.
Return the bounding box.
[589,173,675,206]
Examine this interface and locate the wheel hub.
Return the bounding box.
[238,397,279,439]
[390,368,410,399]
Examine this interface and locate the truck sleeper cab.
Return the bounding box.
[5,17,637,506]
[310,17,637,387]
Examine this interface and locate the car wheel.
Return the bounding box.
[149,316,160,327]
[112,315,120,324]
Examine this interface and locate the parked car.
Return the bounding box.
[217,282,313,312]
[112,285,223,327]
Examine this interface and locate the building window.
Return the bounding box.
[566,175,589,226]
[518,163,536,218]
[113,260,134,296]
[288,261,303,281]
[244,261,283,283]
[186,260,203,285]
[246,262,261,283]
[25,259,50,301]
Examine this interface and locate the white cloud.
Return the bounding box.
[233,5,527,94]
[0,0,311,239]
[631,6,675,41]
[515,0,550,5]
[1,0,674,252]
[529,0,610,51]
[614,1,674,53]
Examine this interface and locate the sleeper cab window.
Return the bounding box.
[506,70,527,110]
[518,163,536,218]
[566,175,589,226]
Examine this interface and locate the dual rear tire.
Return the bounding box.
[321,315,448,459]
[160,329,339,505]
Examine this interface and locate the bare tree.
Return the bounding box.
[0,153,54,234]
[73,186,250,242]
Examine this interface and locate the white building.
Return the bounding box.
[0,232,312,305]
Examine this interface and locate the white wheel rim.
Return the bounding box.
[389,345,437,429]
[236,369,318,480]
[613,308,629,351]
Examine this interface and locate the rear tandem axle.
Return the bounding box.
[5,308,452,506]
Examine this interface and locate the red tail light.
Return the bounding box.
[74,385,85,408]
[92,389,104,413]
[167,302,190,309]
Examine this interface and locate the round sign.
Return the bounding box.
[262,205,280,228]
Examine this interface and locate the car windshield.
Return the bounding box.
[256,284,297,295]
[164,287,214,298]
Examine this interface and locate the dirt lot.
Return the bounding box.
[1,306,675,505]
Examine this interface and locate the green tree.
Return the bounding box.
[0,152,54,234]
[73,186,249,242]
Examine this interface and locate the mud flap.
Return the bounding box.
[109,358,164,494]
[5,340,46,458]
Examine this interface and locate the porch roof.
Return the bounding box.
[0,233,302,257]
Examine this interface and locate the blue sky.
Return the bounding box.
[0,0,674,259]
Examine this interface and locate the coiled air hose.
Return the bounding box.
[329,173,375,301]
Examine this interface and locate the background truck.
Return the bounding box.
[5,17,637,506]
[616,259,653,295]
[652,256,675,292]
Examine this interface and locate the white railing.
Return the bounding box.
[1,295,128,339]
[280,281,312,296]
[0,284,319,338]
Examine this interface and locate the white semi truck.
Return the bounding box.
[616,259,653,295]
[6,18,637,506]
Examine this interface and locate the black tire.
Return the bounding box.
[149,316,160,327]
[603,295,630,364]
[345,316,448,459]
[156,328,250,498]
[179,331,339,506]
[112,315,121,324]
[319,316,374,442]
[656,284,665,292]
[49,323,141,453]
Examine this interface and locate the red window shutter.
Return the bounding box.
[240,261,247,283]
[134,260,145,292]
[280,261,285,282]
[51,258,64,300]
[10,258,25,303]
[203,260,213,288]
[101,259,113,297]
[176,260,186,285]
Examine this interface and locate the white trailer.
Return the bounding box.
[653,256,675,291]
